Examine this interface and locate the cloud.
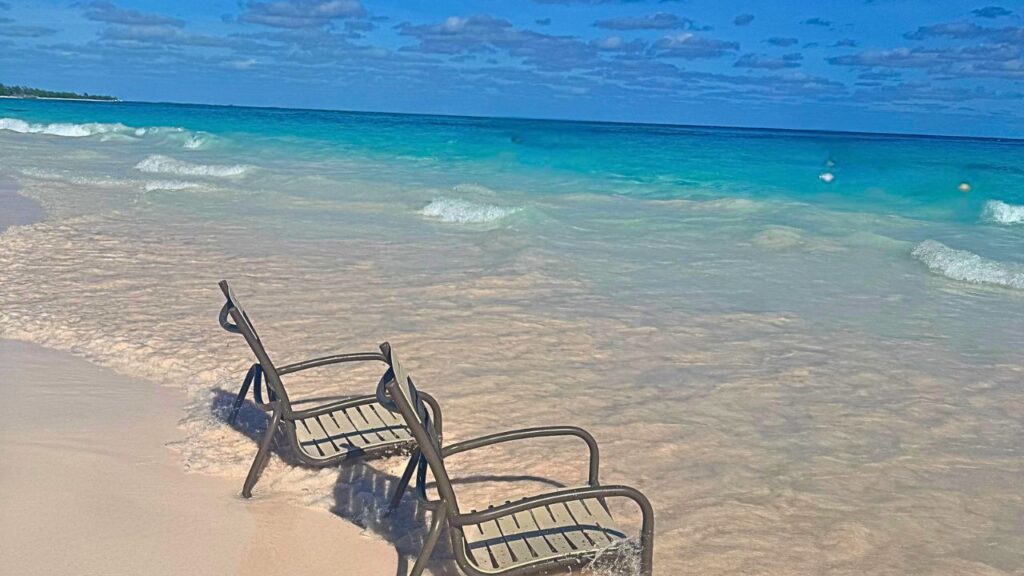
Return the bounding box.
[83,1,185,27]
[832,38,859,47]
[591,35,645,52]
[904,21,1024,43]
[594,13,708,31]
[829,44,1024,79]
[651,32,739,59]
[972,6,1012,18]
[239,0,365,29]
[0,2,9,10]
[802,17,832,27]
[0,25,58,38]
[535,18,551,26]
[733,14,755,26]
[766,37,799,47]
[734,52,802,69]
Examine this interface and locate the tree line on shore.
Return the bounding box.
[0,83,117,101]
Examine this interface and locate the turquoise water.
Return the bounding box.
[1,100,1022,575]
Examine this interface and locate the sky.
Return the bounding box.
[0,1,1022,137]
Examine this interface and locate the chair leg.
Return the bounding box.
[410,505,447,576]
[386,448,420,515]
[415,454,428,498]
[227,365,256,425]
[241,408,282,498]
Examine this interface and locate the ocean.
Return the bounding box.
[1,99,1022,575]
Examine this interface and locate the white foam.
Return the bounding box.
[911,240,1024,290]
[420,197,521,224]
[142,180,209,192]
[981,200,1024,225]
[0,117,132,138]
[135,154,250,178]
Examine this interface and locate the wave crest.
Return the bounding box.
[981,200,1024,225]
[0,117,132,138]
[420,197,521,224]
[134,155,250,178]
[911,240,1024,290]
[142,180,210,192]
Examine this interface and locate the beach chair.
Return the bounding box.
[376,342,654,576]
[217,281,442,498]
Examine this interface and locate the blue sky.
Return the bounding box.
[1,1,1022,137]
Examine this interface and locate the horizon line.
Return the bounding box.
[7,94,1023,143]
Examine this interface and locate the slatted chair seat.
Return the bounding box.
[376,342,654,576]
[217,281,441,498]
[294,403,414,460]
[462,498,627,572]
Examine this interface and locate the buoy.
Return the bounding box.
[819,172,835,183]
[958,182,971,193]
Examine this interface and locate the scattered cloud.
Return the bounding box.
[652,32,739,59]
[972,6,1012,19]
[734,52,803,69]
[734,14,755,26]
[766,36,799,47]
[535,18,551,26]
[239,0,365,29]
[594,13,708,31]
[832,38,859,47]
[904,21,1024,43]
[83,1,185,27]
[0,2,9,10]
[0,25,59,38]
[802,17,832,27]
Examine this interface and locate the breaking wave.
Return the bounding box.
[981,200,1024,225]
[911,240,1024,290]
[420,197,521,224]
[0,117,132,138]
[134,155,250,178]
[1,117,212,148]
[142,180,210,192]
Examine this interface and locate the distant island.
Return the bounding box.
[0,83,118,102]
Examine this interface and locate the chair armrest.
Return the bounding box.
[277,351,386,375]
[443,426,599,485]
[284,394,382,420]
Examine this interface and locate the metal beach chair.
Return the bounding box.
[376,342,654,576]
[217,281,442,498]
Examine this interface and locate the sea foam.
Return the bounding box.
[911,240,1024,290]
[420,197,521,224]
[981,200,1024,225]
[142,180,209,192]
[134,154,250,178]
[0,117,132,138]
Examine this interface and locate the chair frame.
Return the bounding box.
[217,281,442,498]
[376,342,654,576]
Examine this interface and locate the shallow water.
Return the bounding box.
[1,99,1022,575]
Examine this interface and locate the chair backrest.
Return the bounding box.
[378,342,459,512]
[218,280,290,405]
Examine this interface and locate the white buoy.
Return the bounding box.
[958,182,971,193]
[819,171,835,183]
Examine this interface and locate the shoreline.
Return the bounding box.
[0,179,398,575]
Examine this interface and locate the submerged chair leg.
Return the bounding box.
[410,505,448,576]
[241,407,282,498]
[227,364,257,426]
[387,448,420,515]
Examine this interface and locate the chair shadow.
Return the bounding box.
[211,390,565,576]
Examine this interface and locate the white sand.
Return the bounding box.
[0,339,399,576]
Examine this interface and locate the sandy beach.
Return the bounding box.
[0,184,399,576]
[0,340,402,576]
